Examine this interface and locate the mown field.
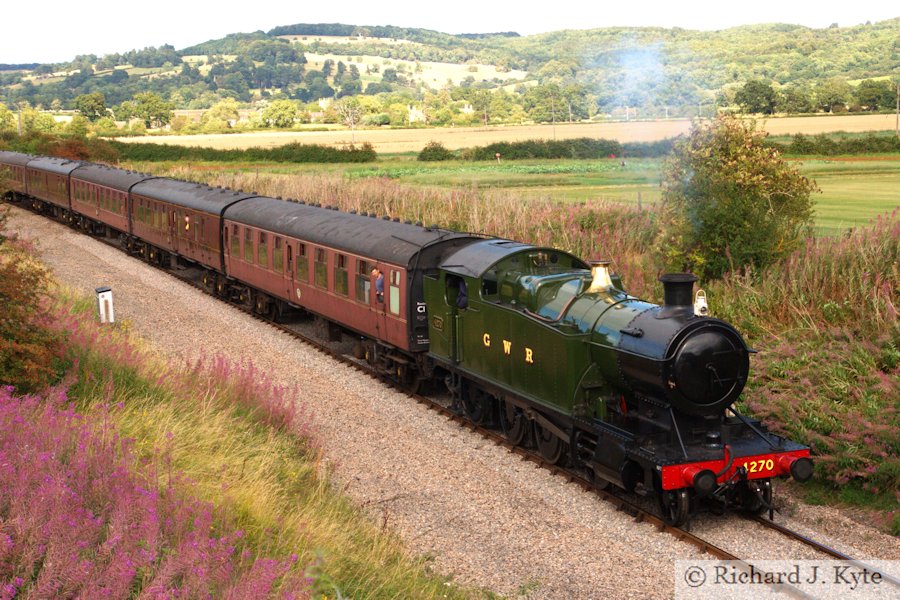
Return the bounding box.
[117,114,900,152]
[124,156,900,235]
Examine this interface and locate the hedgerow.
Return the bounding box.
[110,140,377,163]
[458,137,676,161]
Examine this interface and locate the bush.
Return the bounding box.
[655,116,817,280]
[417,141,456,161]
[0,214,67,393]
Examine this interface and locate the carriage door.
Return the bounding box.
[168,208,177,251]
[286,243,294,299]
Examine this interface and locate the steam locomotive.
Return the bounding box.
[0,150,812,526]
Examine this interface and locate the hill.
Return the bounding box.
[0,19,898,123]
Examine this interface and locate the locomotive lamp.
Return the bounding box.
[694,289,709,316]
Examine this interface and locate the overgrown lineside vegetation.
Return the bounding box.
[0,216,477,597]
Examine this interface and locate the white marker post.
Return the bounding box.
[96,286,115,324]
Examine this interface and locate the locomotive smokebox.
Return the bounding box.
[610,272,750,417]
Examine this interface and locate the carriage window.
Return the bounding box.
[230,225,240,256]
[314,248,327,289]
[244,228,253,263]
[334,254,348,296]
[296,243,308,281]
[273,237,283,273]
[356,259,372,303]
[389,270,401,315]
[257,231,268,266]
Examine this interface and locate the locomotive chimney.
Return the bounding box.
[587,260,613,293]
[658,273,697,318]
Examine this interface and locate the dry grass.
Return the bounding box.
[119,114,899,153]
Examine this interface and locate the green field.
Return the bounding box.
[133,155,898,235]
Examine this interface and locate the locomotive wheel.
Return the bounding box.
[499,399,528,446]
[738,479,773,514]
[461,386,495,426]
[658,489,691,526]
[533,421,567,465]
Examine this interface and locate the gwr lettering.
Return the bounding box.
[481,333,535,364]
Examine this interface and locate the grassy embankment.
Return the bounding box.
[122,165,898,533]
[0,220,482,598]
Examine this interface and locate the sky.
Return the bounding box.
[3,1,897,64]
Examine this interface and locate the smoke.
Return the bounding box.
[579,34,675,117]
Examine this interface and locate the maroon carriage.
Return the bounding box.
[127,179,255,269]
[0,151,35,198]
[22,156,81,216]
[222,197,477,360]
[69,164,153,236]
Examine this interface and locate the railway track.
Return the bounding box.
[9,201,897,597]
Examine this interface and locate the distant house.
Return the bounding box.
[408,105,425,123]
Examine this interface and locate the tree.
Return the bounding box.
[655,116,817,280]
[20,108,57,134]
[260,99,299,128]
[776,86,812,114]
[201,98,241,130]
[735,80,777,114]
[74,92,108,121]
[131,92,174,128]
[0,103,14,132]
[335,98,363,142]
[470,89,492,125]
[814,78,851,113]
[855,79,893,110]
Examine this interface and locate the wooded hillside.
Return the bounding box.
[1,19,897,125]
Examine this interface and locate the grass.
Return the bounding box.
[124,154,899,235]
[0,274,484,598]
[795,159,900,234]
